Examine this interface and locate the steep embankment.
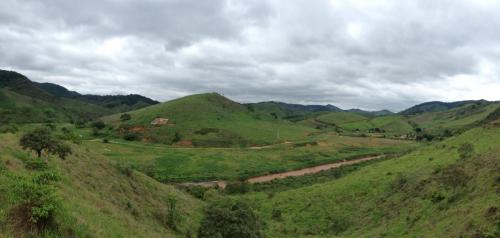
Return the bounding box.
[0,133,202,237]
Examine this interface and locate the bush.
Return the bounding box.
[7,173,60,230]
[123,132,139,141]
[23,157,49,170]
[91,120,106,130]
[198,198,263,238]
[458,143,474,159]
[436,165,469,190]
[225,181,252,194]
[120,113,132,121]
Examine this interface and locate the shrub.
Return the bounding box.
[458,143,474,160]
[225,181,252,194]
[49,142,72,160]
[198,199,263,238]
[90,120,106,130]
[23,157,49,170]
[7,173,60,230]
[271,208,282,220]
[436,165,469,190]
[123,132,139,141]
[0,123,18,134]
[120,113,132,121]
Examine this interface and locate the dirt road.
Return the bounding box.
[247,155,382,183]
[179,155,383,188]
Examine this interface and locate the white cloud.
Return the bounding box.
[1,0,499,111]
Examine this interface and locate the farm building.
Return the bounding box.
[150,118,169,125]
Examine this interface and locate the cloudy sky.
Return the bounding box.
[1,0,500,111]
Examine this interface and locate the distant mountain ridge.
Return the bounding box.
[35,82,159,111]
[0,69,158,113]
[400,100,491,115]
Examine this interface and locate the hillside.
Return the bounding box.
[35,82,158,112]
[105,93,315,146]
[0,133,202,237]
[241,125,500,237]
[0,70,158,124]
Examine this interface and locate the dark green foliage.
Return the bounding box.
[117,163,134,177]
[195,128,220,135]
[173,132,181,143]
[225,181,252,194]
[6,172,60,230]
[271,208,282,220]
[91,120,106,130]
[23,157,49,170]
[20,128,54,158]
[49,142,72,160]
[166,198,181,231]
[0,123,18,134]
[436,165,469,190]
[458,143,475,160]
[19,128,72,160]
[123,132,140,141]
[198,199,263,238]
[120,113,132,121]
[327,216,349,235]
[178,185,211,200]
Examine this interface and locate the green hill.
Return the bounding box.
[105,93,315,146]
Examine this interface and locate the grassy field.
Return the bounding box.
[238,125,500,237]
[82,133,416,182]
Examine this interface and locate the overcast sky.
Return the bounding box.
[1,0,500,111]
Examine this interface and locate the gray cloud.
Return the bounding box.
[1,0,500,111]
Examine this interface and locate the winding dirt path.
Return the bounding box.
[179,155,383,188]
[247,155,382,183]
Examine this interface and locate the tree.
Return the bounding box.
[20,128,72,160]
[91,120,106,130]
[120,113,132,121]
[20,128,54,158]
[198,199,263,238]
[49,142,72,160]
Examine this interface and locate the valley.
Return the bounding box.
[1,70,499,237]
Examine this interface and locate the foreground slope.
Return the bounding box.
[105,93,315,146]
[0,133,202,237]
[243,123,500,237]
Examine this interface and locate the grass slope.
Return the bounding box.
[105,93,315,146]
[241,125,500,237]
[0,133,202,237]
